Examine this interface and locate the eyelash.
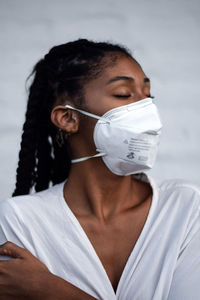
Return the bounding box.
[148,95,155,99]
[114,94,131,98]
[114,94,155,99]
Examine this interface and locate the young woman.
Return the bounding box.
[0,39,200,300]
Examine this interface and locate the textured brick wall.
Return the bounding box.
[0,0,200,201]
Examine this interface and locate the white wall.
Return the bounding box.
[0,0,200,201]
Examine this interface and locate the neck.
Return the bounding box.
[63,157,144,221]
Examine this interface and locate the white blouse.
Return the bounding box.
[0,174,200,300]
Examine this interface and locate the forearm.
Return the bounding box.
[0,242,98,300]
[37,272,98,300]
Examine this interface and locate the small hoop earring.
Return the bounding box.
[56,129,65,148]
[64,132,71,139]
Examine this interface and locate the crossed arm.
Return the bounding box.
[0,242,97,300]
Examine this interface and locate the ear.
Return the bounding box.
[50,105,79,134]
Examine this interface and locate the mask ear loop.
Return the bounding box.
[71,152,106,163]
[65,105,109,123]
[65,105,107,164]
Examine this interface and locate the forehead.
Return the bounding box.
[105,54,144,73]
[87,54,147,87]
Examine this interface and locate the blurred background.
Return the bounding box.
[0,0,200,201]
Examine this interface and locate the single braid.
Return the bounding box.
[13,60,48,195]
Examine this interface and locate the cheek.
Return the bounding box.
[83,84,110,115]
[78,115,97,143]
[84,97,109,116]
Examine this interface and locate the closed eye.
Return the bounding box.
[114,94,155,99]
[114,94,131,98]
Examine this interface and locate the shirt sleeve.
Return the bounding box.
[168,219,200,299]
[0,198,28,260]
[0,211,8,260]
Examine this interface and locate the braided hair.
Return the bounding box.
[13,39,133,196]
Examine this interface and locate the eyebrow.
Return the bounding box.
[106,76,150,85]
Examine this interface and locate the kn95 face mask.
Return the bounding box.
[65,97,162,176]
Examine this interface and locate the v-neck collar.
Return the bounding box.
[58,173,158,299]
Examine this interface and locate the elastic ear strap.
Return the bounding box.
[65,105,101,120]
[71,152,106,163]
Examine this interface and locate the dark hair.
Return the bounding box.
[12,38,133,196]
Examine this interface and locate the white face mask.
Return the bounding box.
[65,97,162,176]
